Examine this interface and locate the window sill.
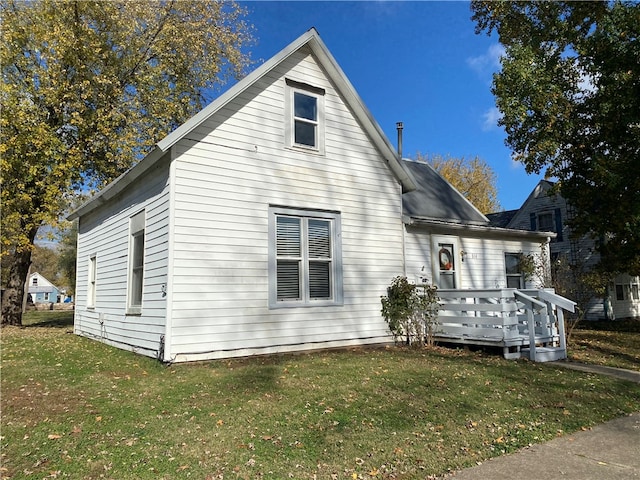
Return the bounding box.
[285,144,325,156]
[270,300,343,310]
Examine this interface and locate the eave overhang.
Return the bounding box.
[404,215,556,241]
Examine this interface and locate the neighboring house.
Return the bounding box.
[69,29,560,363]
[28,272,61,304]
[487,179,640,320]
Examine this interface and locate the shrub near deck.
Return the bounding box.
[2,313,639,479]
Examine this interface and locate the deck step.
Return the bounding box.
[520,347,567,362]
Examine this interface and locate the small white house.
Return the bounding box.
[28,272,61,304]
[70,29,558,363]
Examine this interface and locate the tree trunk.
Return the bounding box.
[1,228,38,326]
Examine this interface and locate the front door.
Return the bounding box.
[432,236,459,289]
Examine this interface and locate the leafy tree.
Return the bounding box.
[1,0,254,325]
[472,0,640,275]
[57,220,78,297]
[30,244,61,287]
[414,153,501,213]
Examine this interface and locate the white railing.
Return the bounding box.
[433,288,576,362]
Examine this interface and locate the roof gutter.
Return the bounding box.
[405,216,556,240]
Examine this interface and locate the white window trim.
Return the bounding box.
[268,206,343,308]
[127,210,145,315]
[285,79,325,154]
[504,253,525,289]
[88,255,97,309]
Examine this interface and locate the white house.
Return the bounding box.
[28,272,61,304]
[70,29,562,363]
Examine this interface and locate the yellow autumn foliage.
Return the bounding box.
[414,153,501,214]
[0,0,254,322]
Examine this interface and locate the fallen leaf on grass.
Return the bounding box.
[47,434,62,440]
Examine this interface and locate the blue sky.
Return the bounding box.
[238,1,544,211]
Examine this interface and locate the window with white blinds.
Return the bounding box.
[269,207,342,308]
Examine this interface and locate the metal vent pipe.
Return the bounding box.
[396,121,403,158]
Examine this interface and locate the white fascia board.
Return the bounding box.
[67,146,165,220]
[306,32,416,192]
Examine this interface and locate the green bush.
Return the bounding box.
[381,276,440,347]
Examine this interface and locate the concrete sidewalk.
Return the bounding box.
[450,363,640,479]
[450,412,640,479]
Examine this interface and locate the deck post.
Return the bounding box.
[556,306,567,356]
[526,306,536,362]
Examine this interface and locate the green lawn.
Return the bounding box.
[2,312,639,479]
[569,318,640,371]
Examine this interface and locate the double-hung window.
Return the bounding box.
[88,255,97,308]
[505,253,524,289]
[269,207,342,308]
[127,210,145,314]
[285,79,325,153]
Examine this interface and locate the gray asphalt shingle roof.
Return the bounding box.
[402,160,488,225]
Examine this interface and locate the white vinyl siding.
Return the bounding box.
[74,155,170,358]
[167,48,403,361]
[404,226,547,290]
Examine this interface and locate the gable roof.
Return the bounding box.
[486,209,518,228]
[402,160,553,240]
[499,179,558,229]
[69,28,415,221]
[28,272,59,292]
[402,159,489,225]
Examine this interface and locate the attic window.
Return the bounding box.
[537,212,554,231]
[285,79,325,153]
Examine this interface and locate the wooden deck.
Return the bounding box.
[433,288,576,362]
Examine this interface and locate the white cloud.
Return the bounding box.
[467,44,505,77]
[481,107,502,131]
